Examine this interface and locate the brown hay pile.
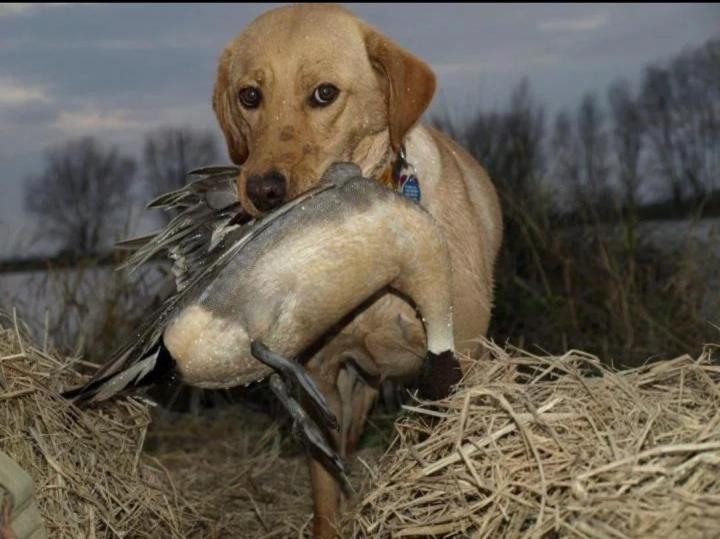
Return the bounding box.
[0,311,365,538]
[345,341,720,538]
[0,313,205,538]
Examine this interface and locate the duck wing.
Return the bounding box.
[64,166,336,402]
[116,166,249,290]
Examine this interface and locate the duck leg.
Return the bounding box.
[268,373,349,489]
[251,341,338,431]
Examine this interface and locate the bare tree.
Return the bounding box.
[699,38,720,196]
[462,78,546,208]
[639,39,720,208]
[24,137,137,255]
[640,65,682,204]
[608,78,644,214]
[551,109,581,211]
[577,92,612,212]
[500,78,546,203]
[462,109,503,177]
[669,39,720,200]
[143,126,219,198]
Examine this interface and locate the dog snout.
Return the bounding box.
[246,170,287,211]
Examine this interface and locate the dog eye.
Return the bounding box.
[310,84,339,107]
[238,86,262,109]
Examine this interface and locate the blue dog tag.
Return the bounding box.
[400,174,421,204]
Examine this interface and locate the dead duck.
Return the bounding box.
[63,162,461,475]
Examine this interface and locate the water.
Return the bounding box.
[618,217,719,320]
[640,217,720,256]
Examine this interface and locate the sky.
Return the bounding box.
[1,2,718,257]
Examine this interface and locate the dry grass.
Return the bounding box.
[3,308,719,538]
[344,340,720,538]
[0,311,201,538]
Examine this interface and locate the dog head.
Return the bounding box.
[212,3,436,214]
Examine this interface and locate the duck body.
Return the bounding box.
[66,163,456,402]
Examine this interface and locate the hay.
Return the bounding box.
[3,306,719,538]
[0,313,205,538]
[0,311,361,538]
[345,340,720,538]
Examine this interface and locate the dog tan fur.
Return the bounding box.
[212,4,503,537]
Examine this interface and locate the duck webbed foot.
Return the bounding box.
[251,341,338,430]
[267,373,348,487]
[251,341,348,488]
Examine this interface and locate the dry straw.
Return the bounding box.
[0,311,320,538]
[3,307,719,538]
[0,312,204,538]
[344,340,720,538]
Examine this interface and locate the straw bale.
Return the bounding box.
[344,340,720,538]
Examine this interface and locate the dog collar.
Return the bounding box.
[391,144,422,204]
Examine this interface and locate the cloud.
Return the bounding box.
[0,4,34,16]
[0,103,58,128]
[155,103,216,127]
[48,101,217,135]
[92,36,203,51]
[0,78,51,106]
[0,3,71,18]
[93,38,168,51]
[433,61,487,76]
[538,13,609,33]
[51,108,150,132]
[433,53,560,76]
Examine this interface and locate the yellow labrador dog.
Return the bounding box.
[212,3,502,537]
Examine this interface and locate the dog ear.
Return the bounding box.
[212,49,249,164]
[363,27,436,151]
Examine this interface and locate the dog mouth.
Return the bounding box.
[236,151,386,217]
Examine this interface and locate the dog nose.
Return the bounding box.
[246,171,287,211]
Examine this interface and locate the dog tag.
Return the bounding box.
[399,174,421,204]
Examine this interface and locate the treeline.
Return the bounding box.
[435,37,720,223]
[23,127,220,256]
[432,37,720,365]
[7,128,220,357]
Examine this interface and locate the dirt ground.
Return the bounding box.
[145,401,389,538]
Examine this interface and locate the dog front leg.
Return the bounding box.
[310,362,379,538]
[308,454,342,539]
[298,367,344,539]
